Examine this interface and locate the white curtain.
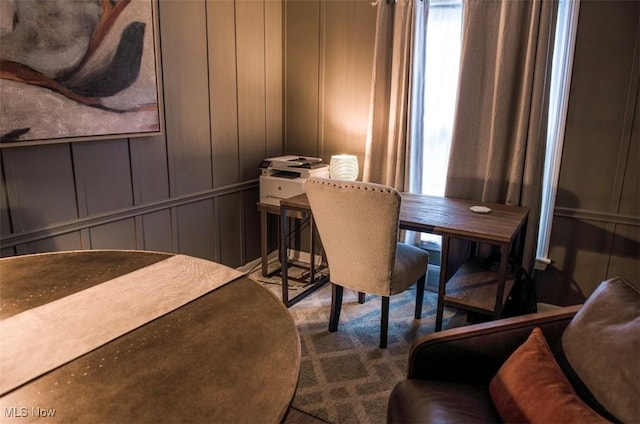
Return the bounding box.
[415,2,463,197]
[408,0,429,195]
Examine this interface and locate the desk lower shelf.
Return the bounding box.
[443,256,516,316]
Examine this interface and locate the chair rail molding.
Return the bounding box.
[1,180,258,249]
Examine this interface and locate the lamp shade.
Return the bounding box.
[329,154,359,181]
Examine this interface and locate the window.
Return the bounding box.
[536,0,580,269]
[419,0,463,198]
[411,0,580,257]
[411,0,463,245]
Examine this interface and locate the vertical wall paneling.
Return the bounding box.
[320,1,375,163]
[72,139,136,249]
[2,145,78,231]
[619,90,639,218]
[547,217,609,298]
[539,0,640,302]
[70,142,90,250]
[265,0,285,159]
[72,140,134,216]
[158,1,213,196]
[140,210,173,253]
[177,200,215,260]
[236,1,268,180]
[608,75,639,284]
[601,35,640,282]
[243,188,262,265]
[130,136,170,205]
[285,1,321,156]
[1,0,281,268]
[89,219,137,250]
[159,1,216,261]
[285,1,376,162]
[0,158,12,237]
[129,132,171,251]
[317,0,327,159]
[1,151,21,235]
[23,233,83,255]
[609,224,640,284]
[208,0,241,188]
[134,216,144,250]
[0,160,14,256]
[557,1,638,211]
[170,206,180,254]
[214,193,244,268]
[322,1,351,161]
[346,2,376,165]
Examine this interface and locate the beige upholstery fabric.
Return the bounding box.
[305,178,428,297]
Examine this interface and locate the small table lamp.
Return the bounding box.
[329,154,359,181]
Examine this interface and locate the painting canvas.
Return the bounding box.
[0,0,162,147]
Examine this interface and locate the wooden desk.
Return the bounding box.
[0,250,300,423]
[279,193,529,331]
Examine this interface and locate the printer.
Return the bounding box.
[259,155,329,206]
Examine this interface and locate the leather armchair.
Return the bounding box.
[388,277,639,423]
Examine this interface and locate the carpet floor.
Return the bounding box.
[249,268,470,424]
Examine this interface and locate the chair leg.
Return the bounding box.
[380,296,390,348]
[415,273,426,319]
[329,284,344,332]
[358,292,366,304]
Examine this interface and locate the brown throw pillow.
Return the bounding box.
[489,327,608,423]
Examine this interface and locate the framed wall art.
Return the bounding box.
[0,0,163,147]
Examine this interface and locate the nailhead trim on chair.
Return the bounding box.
[307,178,398,194]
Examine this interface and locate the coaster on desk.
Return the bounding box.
[470,205,492,214]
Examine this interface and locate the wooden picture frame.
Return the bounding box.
[0,0,163,148]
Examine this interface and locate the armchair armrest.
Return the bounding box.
[408,305,581,383]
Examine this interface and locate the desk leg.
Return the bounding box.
[513,216,528,293]
[435,235,450,331]
[280,205,290,306]
[260,207,269,277]
[493,244,510,319]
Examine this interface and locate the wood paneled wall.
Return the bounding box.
[534,0,639,303]
[2,0,637,301]
[0,0,284,268]
[285,0,377,175]
[284,0,639,303]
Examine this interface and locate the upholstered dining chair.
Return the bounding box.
[305,177,430,348]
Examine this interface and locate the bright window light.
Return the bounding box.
[416,0,463,244]
[536,0,580,269]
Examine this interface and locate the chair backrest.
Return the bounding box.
[305,177,400,296]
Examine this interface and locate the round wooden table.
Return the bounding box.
[0,250,300,423]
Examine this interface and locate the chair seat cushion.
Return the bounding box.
[387,379,500,423]
[390,243,429,295]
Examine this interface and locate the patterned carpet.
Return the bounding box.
[249,268,469,424]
